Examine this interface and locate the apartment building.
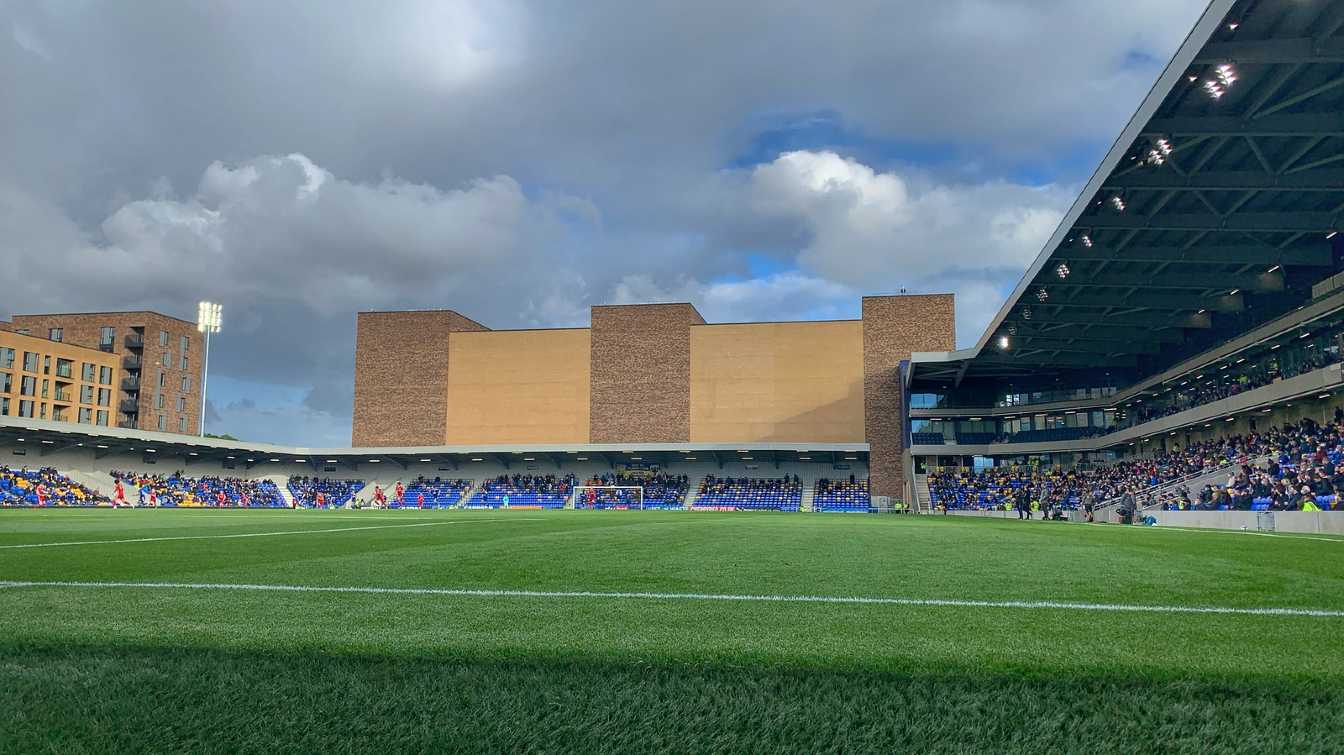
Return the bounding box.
[0,328,120,428]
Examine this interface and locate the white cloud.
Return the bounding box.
[747,151,1072,289]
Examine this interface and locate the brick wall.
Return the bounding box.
[862,294,955,500]
[8,312,203,435]
[352,310,488,446]
[589,303,704,443]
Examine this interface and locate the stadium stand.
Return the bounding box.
[577,473,689,509]
[113,471,285,508]
[813,477,869,512]
[288,476,365,508]
[695,475,802,511]
[401,477,473,509]
[0,466,108,507]
[929,418,1344,514]
[467,474,576,509]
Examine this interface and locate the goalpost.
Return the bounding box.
[573,485,645,510]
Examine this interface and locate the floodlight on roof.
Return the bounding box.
[1055,262,1070,279]
[997,335,1010,350]
[1035,288,1049,302]
[1080,234,1093,248]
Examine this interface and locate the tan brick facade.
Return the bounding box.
[862,294,956,500]
[0,329,120,428]
[7,312,203,435]
[352,310,488,446]
[589,303,704,443]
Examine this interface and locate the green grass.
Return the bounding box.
[1,510,1341,753]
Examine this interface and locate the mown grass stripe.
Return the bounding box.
[0,518,544,549]
[2,579,1342,618]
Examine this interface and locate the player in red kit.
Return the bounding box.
[394,481,405,508]
[113,479,126,508]
[316,491,326,509]
[417,492,425,509]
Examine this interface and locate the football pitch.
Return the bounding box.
[1,510,1341,753]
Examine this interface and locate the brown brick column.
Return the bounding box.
[589,303,704,443]
[863,294,955,500]
[352,310,488,446]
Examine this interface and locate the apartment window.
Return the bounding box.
[180,354,188,370]
[82,362,96,382]
[157,415,166,431]
[100,366,113,385]
[159,330,169,347]
[98,388,111,407]
[49,328,63,342]
[176,396,186,412]
[162,351,172,368]
[0,373,9,393]
[181,335,189,353]
[22,352,38,372]
[178,417,188,433]
[0,348,12,368]
[96,410,108,427]
[40,379,48,399]
[156,393,165,409]
[55,358,72,379]
[159,371,166,388]
[78,407,92,424]
[99,326,115,349]
[180,376,190,393]
[0,398,7,416]
[43,355,50,374]
[17,400,33,418]
[80,385,94,404]
[19,376,35,396]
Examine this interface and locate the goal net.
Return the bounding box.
[574,486,644,510]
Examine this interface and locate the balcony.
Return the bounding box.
[119,399,140,414]
[118,420,137,430]
[53,391,72,403]
[121,377,140,392]
[122,355,141,370]
[124,334,143,350]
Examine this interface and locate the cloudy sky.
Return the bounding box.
[1,0,1210,445]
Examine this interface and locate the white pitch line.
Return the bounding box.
[0,579,1340,618]
[1085,522,1344,544]
[0,518,543,550]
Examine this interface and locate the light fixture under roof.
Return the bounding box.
[1035,288,1049,302]
[1055,262,1070,279]
[1109,196,1126,212]
[1080,234,1093,248]
[997,335,1010,350]
[1021,306,1033,320]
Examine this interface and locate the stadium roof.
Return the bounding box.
[0,417,867,468]
[911,0,1344,389]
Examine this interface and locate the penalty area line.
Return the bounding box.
[0,518,544,550]
[0,580,1341,618]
